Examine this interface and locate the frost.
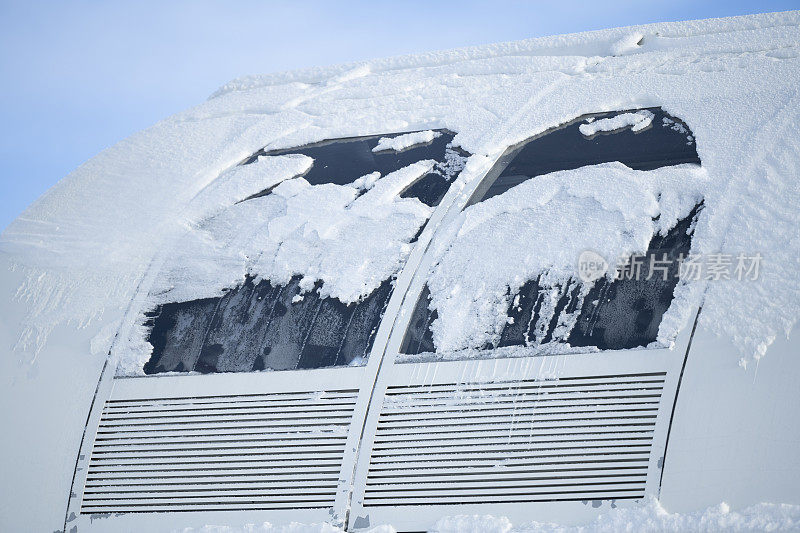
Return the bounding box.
[579,110,654,136]
[373,130,441,152]
[433,144,469,181]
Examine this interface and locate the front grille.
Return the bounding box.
[81,389,358,513]
[364,373,664,506]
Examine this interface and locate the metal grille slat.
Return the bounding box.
[82,389,356,514]
[81,500,339,513]
[85,468,342,480]
[96,425,347,436]
[364,374,663,507]
[372,428,655,443]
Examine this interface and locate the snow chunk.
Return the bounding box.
[579,110,654,136]
[352,171,381,191]
[373,130,441,153]
[150,160,435,307]
[195,154,314,212]
[610,32,644,56]
[431,514,512,533]
[426,162,707,353]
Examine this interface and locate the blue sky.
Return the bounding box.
[1,0,797,232]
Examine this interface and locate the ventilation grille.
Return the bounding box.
[82,389,358,514]
[364,373,664,507]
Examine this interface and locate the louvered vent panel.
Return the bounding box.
[81,389,358,514]
[364,373,664,506]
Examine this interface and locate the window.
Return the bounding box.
[471,108,698,203]
[243,129,468,207]
[143,130,469,374]
[402,109,702,356]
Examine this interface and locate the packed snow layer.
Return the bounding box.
[579,110,655,136]
[610,32,645,56]
[2,11,800,374]
[430,497,800,532]
[373,130,441,152]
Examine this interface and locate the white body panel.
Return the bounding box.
[660,325,800,512]
[0,255,118,532]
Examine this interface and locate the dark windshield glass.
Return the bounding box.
[143,130,470,374]
[499,205,701,350]
[243,130,467,206]
[144,276,393,374]
[402,108,701,356]
[471,108,698,203]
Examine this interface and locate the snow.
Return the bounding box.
[352,171,381,191]
[150,160,433,305]
[1,12,797,373]
[579,110,654,136]
[163,498,800,532]
[178,499,800,532]
[117,160,435,373]
[396,340,597,364]
[430,497,800,532]
[373,130,441,152]
[426,162,707,353]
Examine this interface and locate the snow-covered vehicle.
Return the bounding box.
[1,11,799,533]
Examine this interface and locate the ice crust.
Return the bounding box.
[2,11,800,373]
[579,110,655,136]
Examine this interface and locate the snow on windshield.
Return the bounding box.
[408,162,707,355]
[130,132,468,375]
[400,107,705,359]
